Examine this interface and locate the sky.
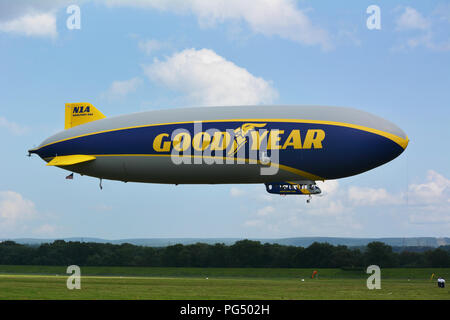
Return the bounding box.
[0,0,449,240]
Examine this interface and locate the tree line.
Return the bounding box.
[0,240,449,268]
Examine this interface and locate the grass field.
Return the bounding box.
[0,265,449,300]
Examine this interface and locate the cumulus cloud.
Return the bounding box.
[1,1,332,47]
[243,219,265,228]
[346,170,450,225]
[0,191,36,226]
[409,212,450,225]
[0,116,29,135]
[103,77,143,98]
[0,12,57,38]
[103,0,331,50]
[404,33,450,52]
[243,197,361,236]
[394,6,450,52]
[434,3,450,23]
[256,205,275,216]
[0,191,63,237]
[239,170,450,235]
[230,187,246,197]
[396,7,430,31]
[34,224,57,236]
[316,180,338,196]
[138,39,165,55]
[408,170,450,205]
[143,48,278,106]
[0,0,73,38]
[0,1,63,20]
[348,186,401,206]
[240,181,362,236]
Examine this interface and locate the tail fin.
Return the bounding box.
[64,102,106,129]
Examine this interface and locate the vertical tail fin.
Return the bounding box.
[64,102,106,129]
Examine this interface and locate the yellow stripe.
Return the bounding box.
[46,154,96,166]
[36,119,409,150]
[44,153,324,181]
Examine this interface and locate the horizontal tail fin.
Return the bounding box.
[65,102,106,129]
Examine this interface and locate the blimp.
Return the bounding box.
[28,103,409,200]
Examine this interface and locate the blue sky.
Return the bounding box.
[0,0,449,240]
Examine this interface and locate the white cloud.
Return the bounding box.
[408,170,450,205]
[0,1,64,20]
[239,170,450,236]
[406,33,450,52]
[103,0,331,50]
[243,219,265,228]
[1,1,332,47]
[143,48,278,106]
[0,190,64,237]
[348,186,400,206]
[0,12,57,38]
[393,6,450,52]
[337,28,361,47]
[345,170,450,225]
[344,170,449,210]
[392,33,450,52]
[396,7,430,31]
[230,187,246,197]
[316,180,339,196]
[0,1,87,38]
[243,197,361,235]
[0,116,29,135]
[409,212,450,225]
[34,224,57,236]
[103,77,143,98]
[434,4,450,23]
[323,200,345,215]
[138,39,165,55]
[256,205,275,216]
[0,191,36,226]
[240,182,361,235]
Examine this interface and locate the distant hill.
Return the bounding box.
[1,237,449,248]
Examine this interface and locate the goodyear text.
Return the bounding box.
[153,123,326,154]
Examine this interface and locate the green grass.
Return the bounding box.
[0,265,449,300]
